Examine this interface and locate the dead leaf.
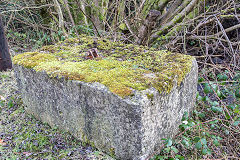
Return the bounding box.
[85,48,101,60]
[22,152,32,156]
[0,139,7,146]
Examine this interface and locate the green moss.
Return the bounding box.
[109,148,115,157]
[13,34,194,97]
[81,133,93,147]
[146,93,154,101]
[13,52,57,68]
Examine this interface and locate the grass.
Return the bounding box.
[1,68,240,160]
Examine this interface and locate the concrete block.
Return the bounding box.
[13,36,198,159]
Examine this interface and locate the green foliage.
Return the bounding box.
[152,70,240,159]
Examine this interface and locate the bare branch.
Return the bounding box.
[150,0,200,44]
[190,23,240,39]
[159,0,183,25]
[62,0,79,37]
[0,4,54,15]
[124,19,138,39]
[157,0,172,13]
[76,2,102,37]
[53,0,67,37]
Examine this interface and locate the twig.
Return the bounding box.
[3,14,57,32]
[0,4,54,15]
[124,19,138,39]
[53,0,68,37]
[77,3,101,38]
[63,0,79,37]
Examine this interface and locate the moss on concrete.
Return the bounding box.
[13,52,57,68]
[13,35,194,97]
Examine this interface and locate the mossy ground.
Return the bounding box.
[13,35,194,97]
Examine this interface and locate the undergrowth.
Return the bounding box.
[151,70,240,160]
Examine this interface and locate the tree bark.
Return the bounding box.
[0,16,12,71]
[136,10,161,45]
[53,0,67,37]
[91,0,104,34]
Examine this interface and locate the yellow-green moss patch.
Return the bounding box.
[13,52,57,68]
[13,35,194,97]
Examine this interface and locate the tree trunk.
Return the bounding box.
[0,16,12,71]
[136,10,161,45]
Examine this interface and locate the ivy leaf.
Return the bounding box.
[213,139,220,146]
[217,74,228,81]
[207,149,212,155]
[227,104,236,110]
[61,35,65,41]
[164,147,171,153]
[198,112,205,119]
[154,155,165,160]
[179,124,190,131]
[196,92,203,101]
[225,111,231,120]
[210,101,219,106]
[181,139,190,148]
[201,138,207,145]
[195,141,202,150]
[211,106,223,113]
[193,137,200,143]
[209,120,218,124]
[175,155,185,160]
[233,121,240,126]
[202,96,210,102]
[211,84,218,92]
[171,146,179,153]
[217,90,222,98]
[235,88,240,98]
[166,139,173,147]
[204,84,211,94]
[202,148,208,155]
[198,77,205,82]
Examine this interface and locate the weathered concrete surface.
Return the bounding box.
[14,59,197,160]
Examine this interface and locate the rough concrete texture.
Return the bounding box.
[14,59,198,160]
